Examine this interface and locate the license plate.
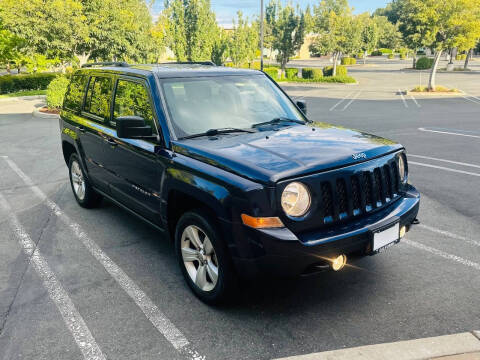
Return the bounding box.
[373,223,400,251]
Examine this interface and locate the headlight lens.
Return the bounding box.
[398,153,407,183]
[281,182,311,217]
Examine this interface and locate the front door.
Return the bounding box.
[102,77,163,224]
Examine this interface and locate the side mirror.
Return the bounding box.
[296,100,307,115]
[116,116,152,139]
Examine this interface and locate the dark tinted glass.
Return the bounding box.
[114,80,157,134]
[64,75,87,111]
[84,76,112,121]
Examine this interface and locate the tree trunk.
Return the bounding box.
[464,48,472,70]
[75,52,91,67]
[6,63,11,74]
[428,50,443,91]
[450,48,456,64]
[332,52,338,76]
[364,50,367,65]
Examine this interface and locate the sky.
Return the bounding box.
[152,0,390,26]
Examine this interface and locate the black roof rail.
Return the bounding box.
[81,62,129,68]
[160,61,216,66]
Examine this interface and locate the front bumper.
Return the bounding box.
[225,184,420,279]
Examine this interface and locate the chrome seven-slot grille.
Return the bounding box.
[319,160,401,225]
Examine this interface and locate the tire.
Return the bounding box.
[68,153,102,208]
[175,210,237,305]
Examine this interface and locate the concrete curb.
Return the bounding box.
[0,95,46,102]
[273,332,480,360]
[473,331,480,340]
[32,109,60,119]
[406,91,463,97]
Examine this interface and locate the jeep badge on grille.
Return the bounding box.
[352,152,367,160]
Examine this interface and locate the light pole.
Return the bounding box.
[260,0,264,71]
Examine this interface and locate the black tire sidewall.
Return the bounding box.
[175,210,235,304]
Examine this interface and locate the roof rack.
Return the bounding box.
[160,61,216,66]
[81,62,130,68]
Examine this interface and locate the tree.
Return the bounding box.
[163,0,218,62]
[375,16,402,50]
[358,13,379,64]
[0,24,26,72]
[397,0,480,90]
[211,28,229,65]
[311,0,358,75]
[268,2,305,71]
[229,12,257,67]
[304,5,315,33]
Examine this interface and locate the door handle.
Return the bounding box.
[104,138,117,147]
[76,126,85,133]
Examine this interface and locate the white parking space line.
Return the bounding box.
[409,94,421,108]
[329,91,355,111]
[418,224,480,248]
[2,157,205,360]
[418,127,480,139]
[409,161,480,177]
[462,95,480,105]
[398,89,408,108]
[341,91,362,111]
[408,154,480,169]
[0,192,106,360]
[403,239,480,271]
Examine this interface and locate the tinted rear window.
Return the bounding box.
[64,74,87,111]
[84,76,113,121]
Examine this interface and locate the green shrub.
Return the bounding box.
[264,67,280,80]
[323,65,347,77]
[371,50,383,56]
[400,53,407,60]
[318,75,356,83]
[341,57,357,65]
[455,54,467,60]
[416,57,434,69]
[387,53,395,59]
[356,52,365,59]
[379,48,393,54]
[0,73,57,94]
[302,67,323,80]
[285,68,299,79]
[46,76,69,109]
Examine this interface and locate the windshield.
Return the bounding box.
[160,75,305,139]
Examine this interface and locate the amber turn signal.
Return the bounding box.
[241,214,284,229]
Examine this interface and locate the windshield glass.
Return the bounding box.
[161,75,305,138]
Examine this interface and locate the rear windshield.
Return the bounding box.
[161,75,304,139]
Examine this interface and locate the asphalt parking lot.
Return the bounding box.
[0,59,479,360]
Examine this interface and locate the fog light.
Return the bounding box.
[331,254,347,271]
[400,226,406,238]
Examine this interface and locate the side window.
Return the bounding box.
[113,79,157,135]
[64,74,87,111]
[84,76,112,121]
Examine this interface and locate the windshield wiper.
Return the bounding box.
[180,128,254,140]
[251,117,306,129]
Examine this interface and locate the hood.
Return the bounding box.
[171,123,403,185]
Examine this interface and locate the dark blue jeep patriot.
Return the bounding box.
[60,62,420,304]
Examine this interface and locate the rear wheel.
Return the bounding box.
[68,153,102,208]
[175,210,237,304]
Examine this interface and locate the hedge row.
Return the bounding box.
[341,57,356,65]
[456,54,467,60]
[323,65,348,77]
[0,73,58,94]
[416,57,434,70]
[302,68,323,80]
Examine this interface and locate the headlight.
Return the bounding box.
[281,182,311,217]
[398,153,407,183]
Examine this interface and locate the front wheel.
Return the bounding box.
[175,210,237,305]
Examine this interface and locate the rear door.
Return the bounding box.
[102,76,163,223]
[78,74,114,192]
